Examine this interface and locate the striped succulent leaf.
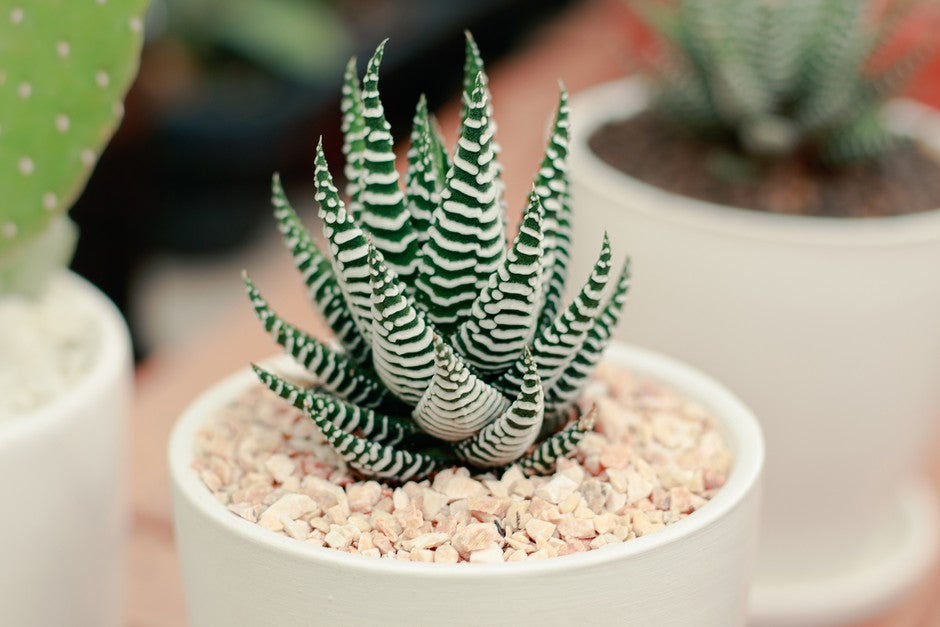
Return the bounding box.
[414,71,505,330]
[640,0,938,164]
[532,86,573,335]
[405,95,441,245]
[340,57,367,221]
[269,173,369,364]
[245,36,628,483]
[358,41,421,282]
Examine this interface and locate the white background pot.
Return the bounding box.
[169,342,763,627]
[569,78,940,626]
[0,271,133,627]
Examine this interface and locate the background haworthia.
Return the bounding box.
[635,0,939,165]
[246,37,630,484]
[0,0,148,293]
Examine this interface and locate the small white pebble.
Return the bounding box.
[95,71,110,88]
[469,543,504,563]
[56,41,70,58]
[129,16,142,32]
[524,518,555,544]
[557,517,596,540]
[18,82,31,99]
[401,532,447,551]
[18,157,34,175]
[42,193,57,210]
[10,8,23,24]
[80,149,96,166]
[443,475,486,500]
[535,475,578,505]
[324,530,349,549]
[434,544,459,563]
[264,454,295,483]
[55,114,69,132]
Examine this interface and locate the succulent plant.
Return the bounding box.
[0,0,148,294]
[635,0,938,164]
[246,35,630,483]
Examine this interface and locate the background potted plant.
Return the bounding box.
[566,1,940,624]
[170,36,764,626]
[0,2,145,624]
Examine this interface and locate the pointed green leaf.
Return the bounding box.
[270,173,369,364]
[243,274,391,409]
[428,114,451,189]
[252,364,417,445]
[452,191,544,373]
[340,56,367,221]
[405,95,441,245]
[455,348,544,468]
[358,40,421,282]
[314,138,374,343]
[495,234,614,397]
[519,407,596,476]
[414,72,505,330]
[533,87,572,335]
[413,336,510,442]
[368,242,437,405]
[305,397,439,483]
[543,260,630,434]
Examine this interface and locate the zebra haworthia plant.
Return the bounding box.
[636,0,939,164]
[245,35,630,483]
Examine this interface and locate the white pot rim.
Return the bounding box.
[0,271,130,441]
[570,77,940,248]
[169,341,764,578]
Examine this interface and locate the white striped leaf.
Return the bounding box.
[455,348,544,468]
[269,173,370,365]
[428,113,451,189]
[415,71,505,330]
[519,407,595,476]
[533,87,572,335]
[243,274,390,409]
[495,233,614,397]
[413,336,510,442]
[463,30,505,215]
[543,259,630,434]
[405,95,441,246]
[305,397,440,483]
[368,242,436,405]
[452,190,543,373]
[314,138,374,344]
[340,56,367,222]
[252,365,416,445]
[358,40,421,282]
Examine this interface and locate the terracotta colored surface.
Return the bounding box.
[125,1,940,624]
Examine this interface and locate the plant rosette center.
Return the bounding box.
[192,361,731,563]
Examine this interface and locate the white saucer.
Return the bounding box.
[749,478,940,627]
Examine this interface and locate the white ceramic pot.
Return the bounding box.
[569,78,940,626]
[169,342,763,627]
[0,271,133,627]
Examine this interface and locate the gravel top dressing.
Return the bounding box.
[0,275,99,419]
[193,361,732,563]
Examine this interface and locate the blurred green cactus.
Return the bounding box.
[0,0,148,293]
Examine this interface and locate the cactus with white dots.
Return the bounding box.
[0,0,148,294]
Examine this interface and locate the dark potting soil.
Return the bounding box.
[588,111,940,218]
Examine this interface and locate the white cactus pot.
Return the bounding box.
[169,342,763,627]
[568,78,940,626]
[0,271,133,627]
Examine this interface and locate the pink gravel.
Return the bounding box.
[192,361,732,563]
